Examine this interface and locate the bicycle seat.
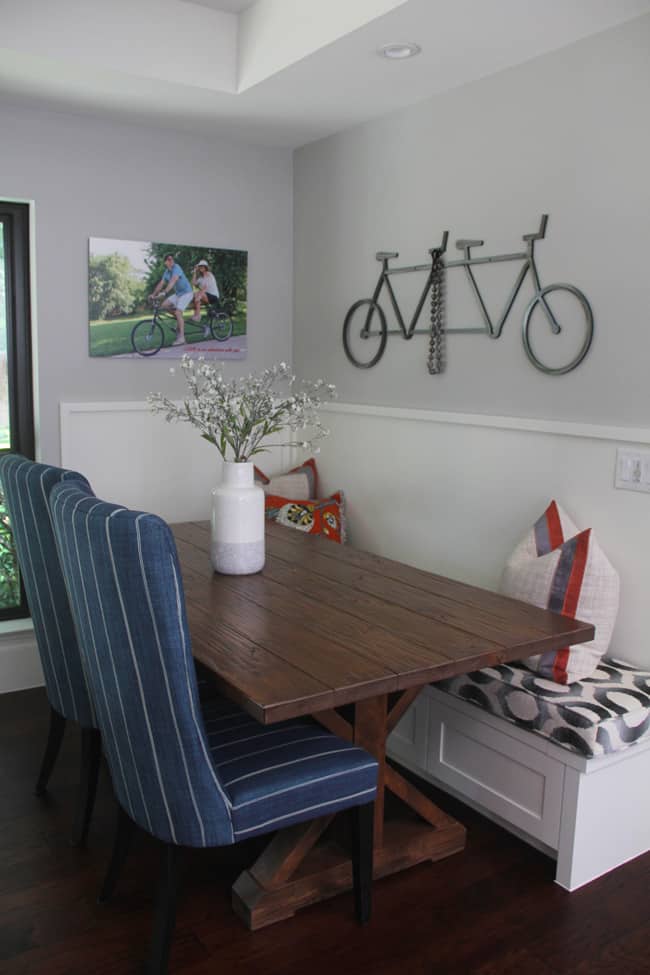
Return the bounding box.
[375,251,399,261]
[455,239,484,250]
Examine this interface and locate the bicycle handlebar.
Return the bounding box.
[429,231,449,257]
[523,214,548,242]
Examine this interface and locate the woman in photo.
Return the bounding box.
[191,259,221,323]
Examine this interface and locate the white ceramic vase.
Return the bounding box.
[211,461,265,575]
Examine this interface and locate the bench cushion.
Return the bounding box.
[435,659,650,758]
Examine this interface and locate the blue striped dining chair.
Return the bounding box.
[49,481,378,975]
[0,454,101,846]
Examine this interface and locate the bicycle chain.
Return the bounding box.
[427,253,446,375]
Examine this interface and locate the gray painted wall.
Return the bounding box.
[0,100,293,464]
[293,15,650,425]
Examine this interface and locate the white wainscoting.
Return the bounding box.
[5,397,648,693]
[316,402,650,670]
[60,402,295,523]
[0,400,296,695]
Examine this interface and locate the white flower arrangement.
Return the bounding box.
[147,356,336,463]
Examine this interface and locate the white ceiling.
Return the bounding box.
[1,0,649,148]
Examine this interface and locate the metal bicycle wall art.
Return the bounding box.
[342,215,594,375]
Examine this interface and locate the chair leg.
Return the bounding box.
[34,707,66,796]
[147,844,178,975]
[70,727,102,847]
[98,805,135,904]
[194,660,218,702]
[351,802,374,924]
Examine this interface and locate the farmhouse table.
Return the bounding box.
[171,520,594,930]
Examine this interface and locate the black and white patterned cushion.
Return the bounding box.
[434,659,650,758]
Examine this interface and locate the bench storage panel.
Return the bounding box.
[388,677,650,891]
[427,697,565,849]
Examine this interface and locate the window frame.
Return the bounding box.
[0,200,35,621]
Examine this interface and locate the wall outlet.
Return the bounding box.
[615,447,650,493]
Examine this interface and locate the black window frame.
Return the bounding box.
[0,200,35,621]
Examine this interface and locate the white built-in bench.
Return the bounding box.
[388,659,650,890]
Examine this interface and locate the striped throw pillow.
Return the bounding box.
[254,458,318,500]
[509,500,578,562]
[501,503,619,685]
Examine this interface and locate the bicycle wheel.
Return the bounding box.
[131,319,164,356]
[522,284,593,375]
[209,312,233,342]
[343,299,387,369]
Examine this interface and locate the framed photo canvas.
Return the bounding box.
[88,237,248,359]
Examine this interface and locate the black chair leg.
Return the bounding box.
[98,805,135,904]
[35,707,66,796]
[351,802,374,924]
[70,727,102,847]
[194,660,218,702]
[147,844,178,975]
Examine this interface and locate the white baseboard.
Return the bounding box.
[0,628,43,694]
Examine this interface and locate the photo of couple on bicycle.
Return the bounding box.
[88,237,248,360]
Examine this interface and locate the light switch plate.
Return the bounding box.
[615,447,650,493]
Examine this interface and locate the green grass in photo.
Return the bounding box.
[89,306,247,357]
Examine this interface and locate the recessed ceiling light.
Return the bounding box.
[378,42,421,60]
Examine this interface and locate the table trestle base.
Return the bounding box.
[232,690,466,930]
[232,815,466,930]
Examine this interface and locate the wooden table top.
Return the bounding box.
[171,521,594,725]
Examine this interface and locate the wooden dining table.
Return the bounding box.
[171,520,594,930]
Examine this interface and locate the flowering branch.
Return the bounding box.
[147,357,336,463]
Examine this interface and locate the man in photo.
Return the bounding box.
[191,259,221,331]
[150,254,193,345]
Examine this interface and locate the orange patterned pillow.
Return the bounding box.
[265,491,346,544]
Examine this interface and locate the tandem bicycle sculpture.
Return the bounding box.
[342,215,594,375]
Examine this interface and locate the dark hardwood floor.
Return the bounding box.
[1,687,648,975]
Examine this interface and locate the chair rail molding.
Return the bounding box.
[321,401,650,446]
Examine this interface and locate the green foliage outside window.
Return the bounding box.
[0,226,20,609]
[0,227,5,342]
[0,228,9,448]
[0,488,20,610]
[0,201,33,618]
